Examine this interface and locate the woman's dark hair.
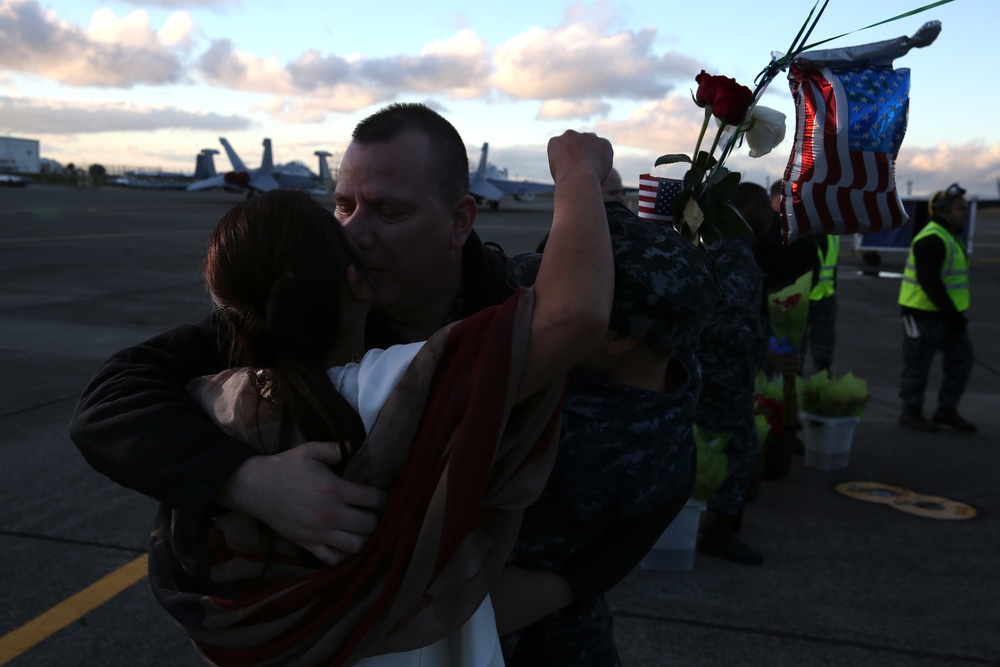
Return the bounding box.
[205,188,369,467]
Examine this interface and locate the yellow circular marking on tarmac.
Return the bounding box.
[836,482,977,520]
[891,494,978,520]
[0,554,148,665]
[835,481,915,504]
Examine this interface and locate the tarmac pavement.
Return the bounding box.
[0,185,997,666]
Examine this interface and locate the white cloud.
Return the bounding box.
[594,96,703,157]
[195,38,295,93]
[895,140,1000,198]
[492,21,702,100]
[537,99,611,120]
[119,0,239,8]
[194,30,491,122]
[0,0,184,87]
[87,7,156,47]
[0,95,249,134]
[284,30,490,98]
[158,11,194,47]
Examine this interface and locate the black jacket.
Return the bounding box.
[69,231,512,514]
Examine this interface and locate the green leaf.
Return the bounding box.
[654,154,692,166]
[693,151,718,170]
[711,170,743,201]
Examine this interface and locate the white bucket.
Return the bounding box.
[801,413,861,470]
[640,499,705,572]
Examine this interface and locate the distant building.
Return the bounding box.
[0,136,41,174]
[39,158,64,174]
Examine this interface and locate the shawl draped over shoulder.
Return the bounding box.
[149,288,564,666]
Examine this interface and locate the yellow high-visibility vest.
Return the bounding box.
[898,221,970,312]
[809,235,840,301]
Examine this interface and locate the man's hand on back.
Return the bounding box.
[216,441,387,566]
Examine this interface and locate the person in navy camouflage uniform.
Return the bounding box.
[497,201,723,666]
[695,182,799,565]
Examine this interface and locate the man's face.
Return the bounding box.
[944,197,970,231]
[334,131,470,323]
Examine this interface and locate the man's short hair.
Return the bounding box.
[352,103,470,204]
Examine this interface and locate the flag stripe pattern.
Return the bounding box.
[638,175,683,223]
[780,63,910,242]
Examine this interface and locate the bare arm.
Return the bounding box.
[490,566,575,636]
[516,131,614,401]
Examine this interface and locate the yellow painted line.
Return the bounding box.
[0,554,148,665]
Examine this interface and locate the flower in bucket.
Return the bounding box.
[648,69,786,245]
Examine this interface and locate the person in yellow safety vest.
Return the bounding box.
[897,183,976,434]
[803,235,839,374]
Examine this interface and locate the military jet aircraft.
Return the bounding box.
[187,138,334,197]
[468,142,554,210]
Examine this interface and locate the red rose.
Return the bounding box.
[712,76,753,125]
[694,70,719,108]
[694,71,753,126]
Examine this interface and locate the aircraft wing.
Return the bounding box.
[249,173,281,192]
[487,178,555,197]
[469,178,506,202]
[186,174,228,191]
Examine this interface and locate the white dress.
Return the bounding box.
[329,345,506,667]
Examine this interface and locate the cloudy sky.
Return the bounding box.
[1,0,994,197]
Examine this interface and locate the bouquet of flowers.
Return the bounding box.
[800,370,870,418]
[767,271,813,350]
[651,70,786,245]
[692,425,730,503]
[643,0,949,246]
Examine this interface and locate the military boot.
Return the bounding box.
[697,509,763,565]
[932,406,977,433]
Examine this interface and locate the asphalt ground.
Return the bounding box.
[0,185,997,667]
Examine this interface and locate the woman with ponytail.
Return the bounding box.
[149,130,615,666]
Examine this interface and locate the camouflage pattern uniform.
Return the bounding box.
[502,202,723,666]
[694,235,765,517]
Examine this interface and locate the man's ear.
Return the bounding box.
[345,265,373,302]
[450,194,477,249]
[607,332,639,357]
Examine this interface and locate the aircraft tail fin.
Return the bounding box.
[474,142,489,179]
[260,138,274,173]
[219,138,248,173]
[315,151,333,183]
[194,149,219,180]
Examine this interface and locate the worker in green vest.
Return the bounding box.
[804,235,839,374]
[897,183,976,433]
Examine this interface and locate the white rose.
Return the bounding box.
[745,106,786,157]
[683,198,704,235]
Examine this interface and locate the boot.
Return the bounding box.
[899,410,938,433]
[932,406,977,433]
[697,510,763,565]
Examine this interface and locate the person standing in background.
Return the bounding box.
[898,183,977,434]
